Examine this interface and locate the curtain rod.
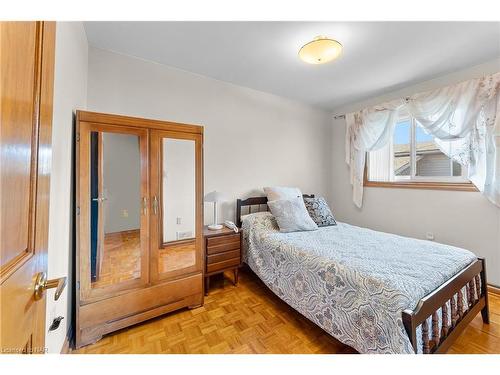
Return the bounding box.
[332,95,430,120]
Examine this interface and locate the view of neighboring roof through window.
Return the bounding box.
[367,116,469,185]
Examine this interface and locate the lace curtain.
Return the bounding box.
[345,72,500,208]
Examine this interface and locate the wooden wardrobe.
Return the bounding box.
[75,111,204,348]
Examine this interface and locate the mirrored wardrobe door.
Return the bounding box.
[150,130,203,282]
[78,122,149,302]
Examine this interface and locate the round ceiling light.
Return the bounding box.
[298,36,343,64]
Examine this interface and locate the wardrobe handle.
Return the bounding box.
[152,196,158,215]
[142,197,148,215]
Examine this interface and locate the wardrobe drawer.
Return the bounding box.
[206,233,240,247]
[207,258,241,274]
[79,273,202,329]
[206,240,240,255]
[207,250,240,264]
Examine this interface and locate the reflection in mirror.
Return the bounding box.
[90,131,142,288]
[159,138,196,273]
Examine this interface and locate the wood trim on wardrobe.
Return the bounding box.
[149,129,204,283]
[77,122,150,304]
[77,110,203,135]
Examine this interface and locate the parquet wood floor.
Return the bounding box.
[75,268,500,354]
[92,230,196,288]
[92,230,141,288]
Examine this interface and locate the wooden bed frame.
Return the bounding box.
[236,195,490,354]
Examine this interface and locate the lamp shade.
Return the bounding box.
[204,190,227,203]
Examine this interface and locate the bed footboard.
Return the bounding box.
[402,258,489,354]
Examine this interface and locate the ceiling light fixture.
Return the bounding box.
[298,36,343,65]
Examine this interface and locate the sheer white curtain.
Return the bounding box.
[367,142,393,182]
[345,101,401,207]
[345,72,500,208]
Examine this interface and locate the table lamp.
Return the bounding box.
[204,190,226,230]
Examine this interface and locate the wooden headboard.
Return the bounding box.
[236,194,314,228]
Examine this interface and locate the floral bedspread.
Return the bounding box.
[241,212,477,354]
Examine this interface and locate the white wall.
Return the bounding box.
[46,22,88,353]
[86,47,333,224]
[331,59,500,286]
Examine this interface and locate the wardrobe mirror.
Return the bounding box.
[89,131,142,288]
[159,138,196,273]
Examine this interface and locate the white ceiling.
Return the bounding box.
[83,22,500,110]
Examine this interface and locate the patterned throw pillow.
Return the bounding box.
[303,197,337,227]
[267,197,318,233]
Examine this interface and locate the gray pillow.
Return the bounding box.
[267,197,318,233]
[303,197,337,227]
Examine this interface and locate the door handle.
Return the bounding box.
[34,272,67,301]
[152,196,158,215]
[142,197,148,215]
[92,197,107,202]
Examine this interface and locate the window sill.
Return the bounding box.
[364,180,478,192]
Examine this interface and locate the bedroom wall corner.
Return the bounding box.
[46,21,89,353]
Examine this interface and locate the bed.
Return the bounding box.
[236,195,490,354]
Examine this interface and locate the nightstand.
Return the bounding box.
[203,226,241,295]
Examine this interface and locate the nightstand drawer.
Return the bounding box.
[203,226,242,295]
[207,258,241,273]
[206,233,240,247]
[206,241,240,255]
[207,250,240,264]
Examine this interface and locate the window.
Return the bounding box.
[366,116,475,190]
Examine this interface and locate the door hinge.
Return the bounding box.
[76,206,80,215]
[76,133,80,142]
[77,281,80,290]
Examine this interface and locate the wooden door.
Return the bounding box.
[0,22,55,353]
[150,130,203,283]
[77,122,150,303]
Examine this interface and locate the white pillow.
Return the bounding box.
[267,197,318,233]
[263,186,302,202]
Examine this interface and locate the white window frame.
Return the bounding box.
[368,115,469,184]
